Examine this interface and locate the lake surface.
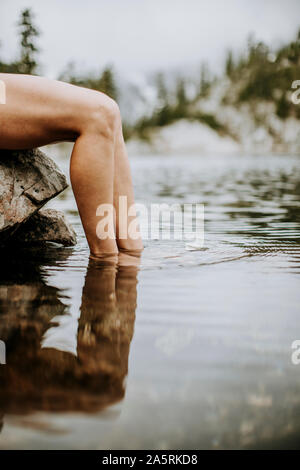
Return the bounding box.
[1,149,300,449]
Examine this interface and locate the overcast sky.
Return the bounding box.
[1,0,300,80]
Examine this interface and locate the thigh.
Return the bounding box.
[0,73,96,149]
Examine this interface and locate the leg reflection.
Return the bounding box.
[0,255,139,417]
[76,260,139,410]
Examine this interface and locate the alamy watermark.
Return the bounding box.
[0,80,6,104]
[0,340,6,364]
[291,340,300,365]
[291,80,300,105]
[95,198,205,245]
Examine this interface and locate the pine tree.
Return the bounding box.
[174,77,187,118]
[154,73,171,126]
[199,62,210,97]
[225,50,234,77]
[98,67,118,100]
[17,8,40,74]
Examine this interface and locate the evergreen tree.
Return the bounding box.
[225,50,234,77]
[199,62,211,97]
[58,61,79,84]
[98,67,118,100]
[17,8,40,74]
[155,73,168,103]
[287,28,300,65]
[154,73,171,126]
[174,77,188,118]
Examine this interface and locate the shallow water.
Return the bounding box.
[0,150,300,449]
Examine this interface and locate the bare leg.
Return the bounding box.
[113,119,143,254]
[70,129,117,258]
[0,73,122,258]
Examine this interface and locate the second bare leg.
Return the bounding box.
[113,120,143,254]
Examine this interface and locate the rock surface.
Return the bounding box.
[12,208,77,246]
[0,148,76,247]
[0,148,68,242]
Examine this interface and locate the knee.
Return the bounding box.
[83,92,121,140]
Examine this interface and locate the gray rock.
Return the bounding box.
[12,208,77,246]
[0,148,68,242]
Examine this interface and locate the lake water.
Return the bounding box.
[0,149,300,449]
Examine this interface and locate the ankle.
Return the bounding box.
[117,239,144,254]
[89,251,119,265]
[118,247,143,257]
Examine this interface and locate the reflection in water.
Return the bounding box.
[0,249,138,429]
[1,155,300,449]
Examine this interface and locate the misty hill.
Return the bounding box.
[124,31,300,155]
